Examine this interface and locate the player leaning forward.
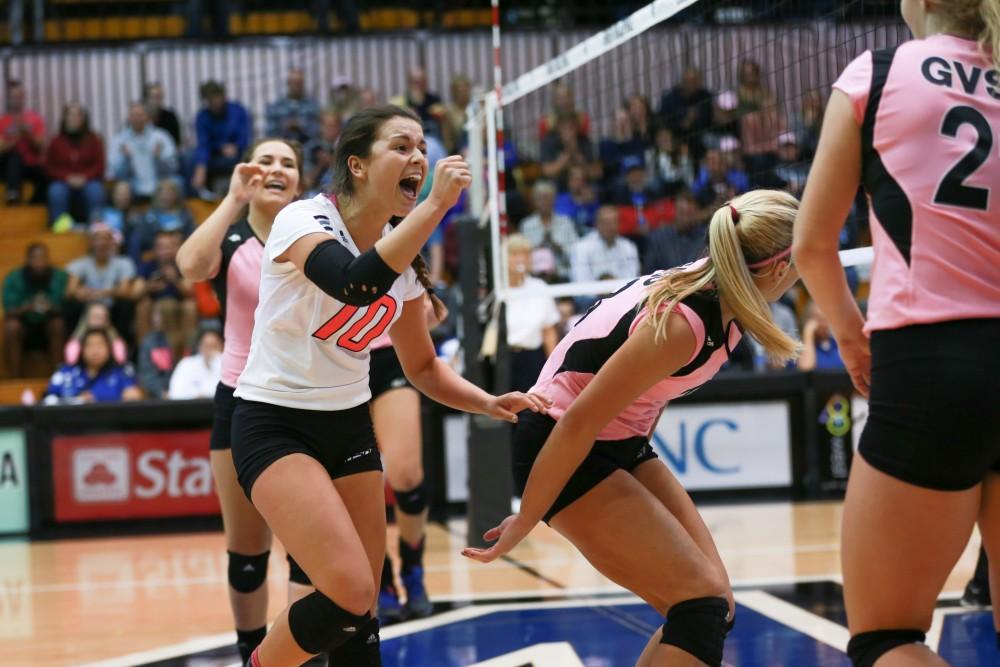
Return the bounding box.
[231,105,548,667]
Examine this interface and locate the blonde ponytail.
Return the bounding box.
[934,1,1000,67]
[644,189,801,363]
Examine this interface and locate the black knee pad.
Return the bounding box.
[287,553,313,586]
[327,616,381,666]
[227,550,270,593]
[393,482,427,515]
[847,629,925,667]
[660,596,729,667]
[288,591,372,655]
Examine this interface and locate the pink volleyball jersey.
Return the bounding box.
[834,35,1000,332]
[530,273,742,441]
[211,219,264,387]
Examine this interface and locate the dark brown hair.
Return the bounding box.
[333,105,445,319]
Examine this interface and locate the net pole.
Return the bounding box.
[491,0,510,297]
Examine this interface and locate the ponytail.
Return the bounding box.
[936,1,1000,68]
[388,216,446,320]
[644,189,800,363]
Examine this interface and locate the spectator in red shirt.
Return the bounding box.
[45,103,106,226]
[0,80,46,205]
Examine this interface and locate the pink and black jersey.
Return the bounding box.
[531,273,742,441]
[211,219,264,388]
[834,35,1000,332]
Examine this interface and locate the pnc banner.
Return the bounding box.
[651,401,792,491]
[52,430,219,522]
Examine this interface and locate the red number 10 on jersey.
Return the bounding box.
[312,296,398,352]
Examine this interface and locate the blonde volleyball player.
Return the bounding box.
[231,106,548,667]
[794,1,1000,665]
[177,139,313,663]
[464,190,804,667]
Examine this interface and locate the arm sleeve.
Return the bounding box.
[832,50,874,126]
[303,240,400,307]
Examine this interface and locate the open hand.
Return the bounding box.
[228,163,266,205]
[461,513,535,563]
[484,391,551,423]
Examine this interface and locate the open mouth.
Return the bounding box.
[399,174,421,200]
[264,180,287,193]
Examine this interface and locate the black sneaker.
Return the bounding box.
[960,580,991,608]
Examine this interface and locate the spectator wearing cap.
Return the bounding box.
[0,80,46,205]
[64,222,141,344]
[3,243,68,377]
[554,164,600,232]
[518,180,579,282]
[657,67,713,157]
[107,101,179,200]
[769,131,809,197]
[570,205,640,285]
[607,155,672,246]
[643,188,708,273]
[168,327,223,399]
[266,68,321,145]
[190,81,251,196]
[505,234,560,393]
[45,103,105,226]
[691,147,749,209]
[144,82,182,148]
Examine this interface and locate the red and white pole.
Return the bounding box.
[491,0,508,242]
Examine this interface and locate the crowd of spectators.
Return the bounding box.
[2,55,864,405]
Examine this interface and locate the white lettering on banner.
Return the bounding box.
[135,451,213,499]
[651,402,792,491]
[73,447,130,503]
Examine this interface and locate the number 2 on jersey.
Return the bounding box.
[934,105,993,211]
[312,296,397,352]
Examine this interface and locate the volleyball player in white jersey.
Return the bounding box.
[465,190,803,667]
[231,106,547,667]
[795,1,1000,664]
[177,139,314,663]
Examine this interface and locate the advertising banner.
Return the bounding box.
[651,402,793,491]
[0,429,29,534]
[52,430,219,522]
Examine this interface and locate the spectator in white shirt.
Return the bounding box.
[505,235,560,392]
[518,180,579,281]
[570,205,640,284]
[167,327,223,399]
[107,102,179,199]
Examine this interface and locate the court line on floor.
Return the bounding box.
[735,590,850,652]
[73,577,845,667]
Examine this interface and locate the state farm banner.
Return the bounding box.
[52,430,219,522]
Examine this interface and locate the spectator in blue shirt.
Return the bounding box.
[691,147,749,209]
[554,165,599,232]
[797,303,845,372]
[190,80,251,196]
[44,328,142,403]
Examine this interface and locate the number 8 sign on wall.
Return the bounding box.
[312,296,398,352]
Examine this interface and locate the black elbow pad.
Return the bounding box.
[303,239,399,306]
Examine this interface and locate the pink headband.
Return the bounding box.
[748,246,793,269]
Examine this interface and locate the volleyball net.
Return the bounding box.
[466,0,910,307]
